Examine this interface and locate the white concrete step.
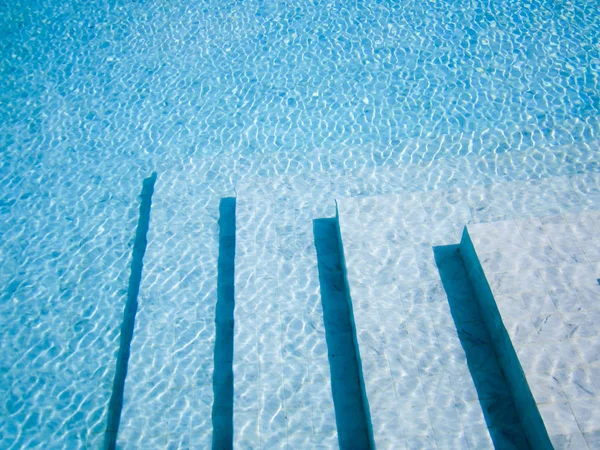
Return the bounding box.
[116,134,600,448]
[335,171,600,449]
[118,168,227,448]
[461,211,600,449]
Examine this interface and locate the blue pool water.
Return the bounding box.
[1,0,599,448]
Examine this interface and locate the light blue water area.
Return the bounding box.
[1,0,599,447]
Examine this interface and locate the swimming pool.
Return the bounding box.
[1,0,599,448]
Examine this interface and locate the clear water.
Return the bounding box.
[1,0,599,447]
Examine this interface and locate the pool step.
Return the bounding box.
[114,140,600,447]
[335,171,600,448]
[461,213,600,448]
[233,192,339,448]
[227,146,600,448]
[117,169,226,448]
[434,245,529,448]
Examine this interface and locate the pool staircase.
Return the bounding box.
[111,136,600,448]
[336,184,600,449]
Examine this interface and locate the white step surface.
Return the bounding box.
[116,138,600,447]
[233,187,339,449]
[118,168,226,448]
[336,172,600,449]
[462,212,600,448]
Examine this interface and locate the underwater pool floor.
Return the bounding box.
[116,145,600,448]
[1,0,600,448]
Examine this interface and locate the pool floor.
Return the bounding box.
[1,0,600,448]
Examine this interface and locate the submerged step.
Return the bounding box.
[460,213,600,449]
[117,170,224,447]
[233,194,338,448]
[434,245,529,448]
[337,201,494,449]
[335,171,600,449]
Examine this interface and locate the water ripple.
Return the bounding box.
[1,0,600,447]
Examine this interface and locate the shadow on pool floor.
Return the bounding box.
[212,197,236,450]
[433,244,531,449]
[314,218,374,450]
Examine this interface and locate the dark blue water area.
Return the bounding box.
[212,197,236,450]
[313,218,373,450]
[104,172,157,450]
[433,245,531,449]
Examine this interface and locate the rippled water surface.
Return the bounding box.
[1,0,599,447]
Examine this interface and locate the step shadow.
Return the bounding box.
[313,218,374,450]
[104,172,157,450]
[212,197,236,450]
[433,245,531,449]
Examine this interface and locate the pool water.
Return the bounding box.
[1,0,599,448]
